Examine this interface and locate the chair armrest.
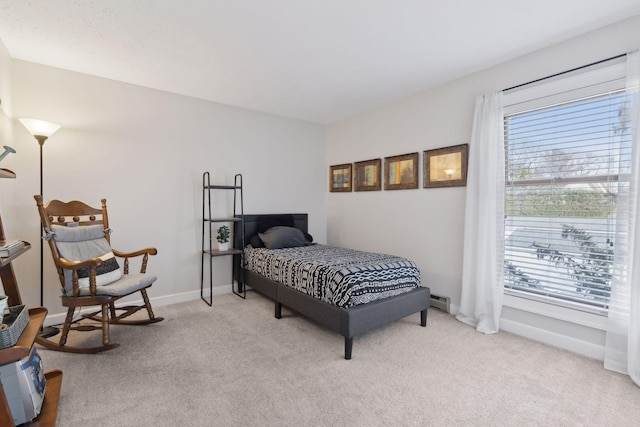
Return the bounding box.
[112,247,157,258]
[55,256,103,297]
[55,256,103,270]
[112,247,157,274]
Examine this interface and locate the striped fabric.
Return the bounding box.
[245,244,421,308]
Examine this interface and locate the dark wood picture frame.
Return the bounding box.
[384,152,419,190]
[354,159,381,191]
[423,143,469,188]
[329,163,352,192]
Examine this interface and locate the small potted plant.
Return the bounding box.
[217,225,230,251]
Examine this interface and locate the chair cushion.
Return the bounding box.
[77,273,157,297]
[52,224,123,293]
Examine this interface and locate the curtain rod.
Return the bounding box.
[502,53,627,92]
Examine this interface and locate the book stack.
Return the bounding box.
[0,240,25,258]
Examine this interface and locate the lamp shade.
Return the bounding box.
[19,118,61,138]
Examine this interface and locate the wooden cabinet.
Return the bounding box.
[1,187,62,425]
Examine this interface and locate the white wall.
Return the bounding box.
[326,15,640,359]
[2,60,326,323]
[0,40,16,207]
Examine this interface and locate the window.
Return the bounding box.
[502,59,632,313]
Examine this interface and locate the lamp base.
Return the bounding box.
[39,325,60,339]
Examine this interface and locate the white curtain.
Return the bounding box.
[456,92,505,334]
[605,50,640,386]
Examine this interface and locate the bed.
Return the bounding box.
[233,213,430,359]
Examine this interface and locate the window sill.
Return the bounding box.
[502,290,608,331]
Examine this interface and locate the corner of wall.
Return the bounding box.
[0,38,13,118]
[0,37,16,214]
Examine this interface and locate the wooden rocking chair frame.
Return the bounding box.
[34,195,163,354]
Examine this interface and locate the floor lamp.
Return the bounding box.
[19,118,61,338]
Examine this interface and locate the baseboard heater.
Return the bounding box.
[430,294,450,313]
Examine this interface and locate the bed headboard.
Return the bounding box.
[234,213,308,249]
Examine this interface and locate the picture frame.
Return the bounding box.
[384,152,419,190]
[423,143,469,188]
[354,158,381,191]
[329,163,352,192]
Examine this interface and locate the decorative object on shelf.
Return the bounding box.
[354,158,381,192]
[19,118,62,339]
[0,239,25,257]
[0,305,28,349]
[423,143,469,188]
[384,152,419,190]
[329,163,352,192]
[0,145,16,164]
[0,295,8,324]
[0,344,46,424]
[217,225,230,251]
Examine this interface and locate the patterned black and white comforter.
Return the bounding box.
[244,244,421,308]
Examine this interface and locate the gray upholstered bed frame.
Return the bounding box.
[234,213,430,359]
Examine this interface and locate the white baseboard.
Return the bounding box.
[43,284,234,327]
[500,317,605,361]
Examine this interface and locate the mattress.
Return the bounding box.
[244,244,421,308]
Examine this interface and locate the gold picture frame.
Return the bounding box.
[329,163,352,192]
[354,159,381,191]
[423,144,469,188]
[384,152,419,190]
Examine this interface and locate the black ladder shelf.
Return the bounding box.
[201,172,245,305]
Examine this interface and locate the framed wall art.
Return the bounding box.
[384,152,419,190]
[354,158,381,191]
[329,163,352,192]
[423,143,469,188]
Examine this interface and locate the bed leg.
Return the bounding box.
[421,309,427,327]
[344,337,353,360]
[275,302,282,319]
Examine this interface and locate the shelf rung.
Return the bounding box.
[204,185,241,190]
[0,168,16,179]
[204,217,242,223]
[0,242,31,268]
[203,249,243,257]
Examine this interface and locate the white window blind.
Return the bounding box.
[503,57,632,313]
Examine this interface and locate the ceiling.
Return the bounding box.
[1,1,639,124]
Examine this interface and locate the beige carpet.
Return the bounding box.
[38,292,640,426]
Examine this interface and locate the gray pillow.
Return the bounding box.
[258,226,312,249]
[52,224,122,292]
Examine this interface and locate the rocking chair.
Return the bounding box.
[34,195,163,353]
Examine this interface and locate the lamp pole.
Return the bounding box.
[36,134,59,338]
[18,118,61,338]
[37,135,46,307]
